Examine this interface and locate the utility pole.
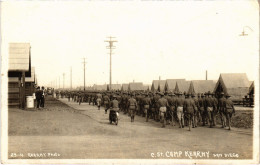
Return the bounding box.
[63,73,65,89]
[82,58,86,91]
[206,70,208,80]
[105,36,117,91]
[70,66,72,89]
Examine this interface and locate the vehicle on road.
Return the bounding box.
[47,87,54,95]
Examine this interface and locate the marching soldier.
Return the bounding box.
[158,92,169,128]
[218,92,227,128]
[143,93,151,122]
[175,92,185,128]
[204,91,217,128]
[212,93,218,126]
[184,93,196,131]
[128,93,137,122]
[103,93,110,114]
[192,94,199,128]
[200,93,207,126]
[168,93,177,126]
[96,93,102,110]
[154,92,161,122]
[224,94,235,130]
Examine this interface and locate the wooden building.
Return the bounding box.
[8,43,32,108]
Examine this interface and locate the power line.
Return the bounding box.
[105,36,117,91]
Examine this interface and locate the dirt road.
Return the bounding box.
[8,96,253,159]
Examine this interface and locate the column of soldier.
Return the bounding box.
[56,90,236,131]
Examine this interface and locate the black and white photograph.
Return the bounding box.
[1,0,259,164]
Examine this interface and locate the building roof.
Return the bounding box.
[9,43,31,71]
[8,67,35,82]
[165,79,186,91]
[188,80,216,94]
[151,80,166,92]
[129,82,144,91]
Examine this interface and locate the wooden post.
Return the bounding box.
[21,71,26,109]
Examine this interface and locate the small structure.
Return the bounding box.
[213,73,251,102]
[164,79,186,92]
[187,80,216,95]
[128,82,144,91]
[8,43,31,108]
[151,80,166,92]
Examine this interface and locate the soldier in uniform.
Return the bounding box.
[168,93,177,126]
[96,93,102,110]
[128,93,137,122]
[218,92,227,128]
[175,92,185,128]
[35,86,42,109]
[192,94,199,128]
[158,92,169,128]
[55,90,60,99]
[224,94,235,130]
[143,93,151,122]
[154,92,161,122]
[103,93,110,114]
[184,93,196,131]
[68,91,71,102]
[212,93,218,126]
[201,93,207,126]
[164,92,171,125]
[204,91,216,128]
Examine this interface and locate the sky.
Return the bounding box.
[1,0,259,88]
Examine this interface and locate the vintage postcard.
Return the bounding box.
[1,0,259,164]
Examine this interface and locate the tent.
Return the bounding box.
[151,80,166,92]
[111,84,122,91]
[128,82,144,91]
[249,81,254,95]
[93,84,107,91]
[175,81,191,94]
[121,83,129,91]
[213,73,251,100]
[187,80,216,95]
[164,79,186,92]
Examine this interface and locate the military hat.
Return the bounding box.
[225,94,231,97]
[177,92,183,95]
[158,92,164,96]
[113,95,117,98]
[191,94,195,97]
[37,86,40,89]
[201,93,205,97]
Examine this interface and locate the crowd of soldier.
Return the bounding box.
[54,90,235,131]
